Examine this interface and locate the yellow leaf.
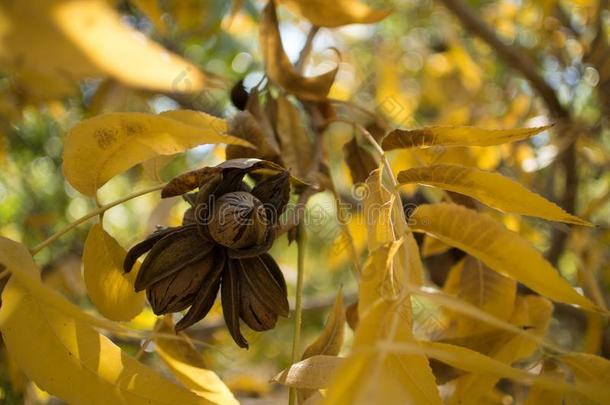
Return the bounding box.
[382,125,552,150]
[272,355,342,390]
[363,168,424,285]
[0,237,214,405]
[398,164,591,225]
[131,0,167,34]
[279,0,392,27]
[524,361,565,405]
[63,111,249,196]
[410,203,598,311]
[260,1,338,101]
[421,234,450,257]
[154,317,238,405]
[412,341,595,400]
[448,295,553,405]
[83,224,145,321]
[302,289,345,359]
[299,290,345,403]
[561,352,610,404]
[0,0,208,100]
[443,256,516,337]
[324,243,443,405]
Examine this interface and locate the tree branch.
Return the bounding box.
[438,0,568,119]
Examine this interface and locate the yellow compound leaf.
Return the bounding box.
[410,203,598,311]
[398,164,591,225]
[324,244,443,405]
[0,237,215,405]
[0,0,209,100]
[260,1,338,101]
[154,317,239,405]
[63,111,250,196]
[382,125,552,150]
[279,0,392,27]
[83,224,145,321]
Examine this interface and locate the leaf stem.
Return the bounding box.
[30,183,166,256]
[289,222,306,405]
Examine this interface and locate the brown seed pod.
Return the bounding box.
[125,158,292,348]
[208,191,268,249]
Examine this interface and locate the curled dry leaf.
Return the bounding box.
[275,95,315,179]
[0,237,214,405]
[410,203,598,311]
[161,158,308,198]
[381,125,553,150]
[398,164,591,225]
[63,111,249,196]
[260,1,338,101]
[83,224,145,321]
[343,137,377,184]
[279,0,392,27]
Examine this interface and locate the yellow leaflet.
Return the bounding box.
[561,352,610,404]
[83,224,145,321]
[382,125,552,150]
[154,318,238,405]
[414,341,598,400]
[364,168,424,286]
[442,257,516,337]
[0,237,214,405]
[260,1,338,101]
[0,0,207,100]
[298,289,345,404]
[130,0,167,34]
[398,164,591,225]
[279,0,392,27]
[410,203,598,311]
[448,295,553,405]
[324,244,443,405]
[302,289,345,359]
[63,111,249,196]
[272,355,343,390]
[524,361,565,405]
[421,234,450,257]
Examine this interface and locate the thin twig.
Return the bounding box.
[30,184,166,256]
[289,223,306,405]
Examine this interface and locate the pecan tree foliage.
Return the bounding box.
[1,0,610,404]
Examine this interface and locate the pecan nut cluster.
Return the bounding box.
[124,159,291,348]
